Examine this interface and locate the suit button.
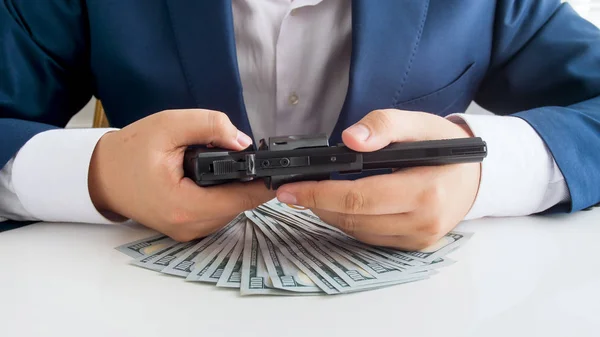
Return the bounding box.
[288,92,299,105]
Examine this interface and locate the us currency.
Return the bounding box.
[381,232,473,263]
[215,238,244,288]
[115,234,177,258]
[311,234,408,281]
[131,240,198,271]
[240,221,292,296]
[273,217,382,288]
[195,227,245,283]
[115,198,473,296]
[259,204,368,247]
[246,211,339,294]
[255,211,429,293]
[185,224,244,281]
[272,214,435,291]
[298,233,427,292]
[342,271,437,294]
[252,225,320,293]
[160,215,243,277]
[310,230,442,273]
[252,210,366,293]
[263,210,419,270]
[315,234,444,284]
[129,236,197,271]
[262,201,341,234]
[262,205,460,280]
[263,201,467,266]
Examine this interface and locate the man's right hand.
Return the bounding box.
[88,109,275,242]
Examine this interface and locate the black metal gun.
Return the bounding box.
[184,134,487,190]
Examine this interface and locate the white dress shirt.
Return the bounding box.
[0,0,570,225]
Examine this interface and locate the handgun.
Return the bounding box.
[184,134,487,190]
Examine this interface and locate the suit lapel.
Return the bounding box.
[166,0,254,139]
[166,0,430,144]
[331,0,430,144]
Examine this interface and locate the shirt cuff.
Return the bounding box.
[446,113,571,220]
[11,128,126,224]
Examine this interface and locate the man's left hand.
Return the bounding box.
[276,109,481,251]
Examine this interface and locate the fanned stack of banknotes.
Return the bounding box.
[116,199,472,295]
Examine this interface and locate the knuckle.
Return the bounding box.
[232,188,263,212]
[301,181,325,209]
[308,186,321,209]
[368,109,394,133]
[241,193,258,211]
[153,109,170,120]
[406,236,438,251]
[352,233,377,246]
[421,235,440,248]
[164,206,194,227]
[152,110,173,129]
[420,183,446,209]
[417,217,445,236]
[343,189,366,214]
[338,214,359,237]
[169,229,197,243]
[208,111,232,136]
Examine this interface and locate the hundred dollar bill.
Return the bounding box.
[261,211,417,269]
[382,232,473,263]
[196,228,245,283]
[131,239,198,271]
[274,212,453,275]
[279,217,437,290]
[185,225,244,281]
[312,235,411,281]
[215,238,244,288]
[253,210,364,293]
[130,236,198,271]
[308,230,432,272]
[262,200,463,266]
[262,200,341,234]
[262,204,441,269]
[240,221,292,296]
[272,218,383,289]
[246,211,339,294]
[290,207,469,265]
[332,232,459,269]
[115,234,177,258]
[160,216,243,277]
[252,225,320,293]
[259,211,437,292]
[312,232,450,278]
[343,271,437,294]
[259,204,370,245]
[252,211,348,292]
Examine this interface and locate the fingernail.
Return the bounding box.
[277,192,297,205]
[236,131,253,148]
[346,124,370,142]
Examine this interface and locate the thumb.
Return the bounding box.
[162,109,253,151]
[341,109,450,152]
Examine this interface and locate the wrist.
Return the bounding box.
[455,122,474,138]
[88,131,120,217]
[445,114,481,217]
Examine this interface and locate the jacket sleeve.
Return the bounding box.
[475,0,600,212]
[0,0,92,167]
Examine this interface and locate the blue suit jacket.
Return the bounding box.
[2,0,600,230]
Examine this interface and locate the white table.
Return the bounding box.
[1,209,599,337]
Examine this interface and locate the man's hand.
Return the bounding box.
[276,110,480,250]
[88,109,275,241]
